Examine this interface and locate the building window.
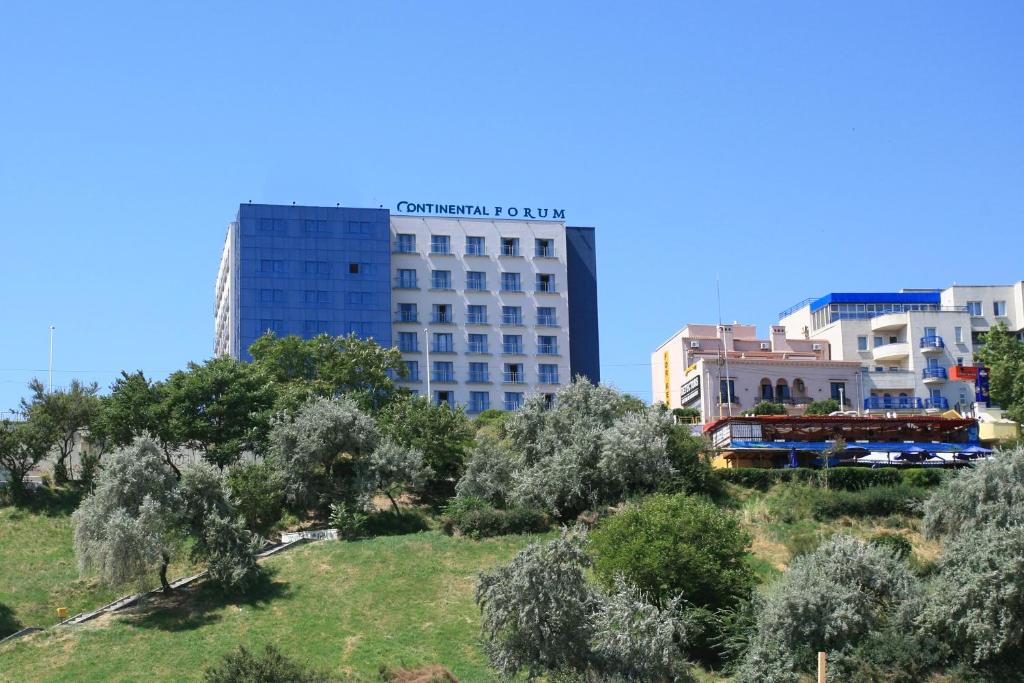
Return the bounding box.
[466,271,487,291]
[538,364,559,384]
[955,326,964,343]
[304,290,329,304]
[467,305,488,324]
[719,379,736,403]
[537,307,557,326]
[434,390,454,407]
[303,320,331,336]
[403,360,419,381]
[830,382,847,404]
[502,306,523,326]
[501,237,520,256]
[468,334,488,354]
[501,272,522,292]
[431,270,452,289]
[396,269,417,288]
[430,235,451,254]
[304,261,329,275]
[873,336,883,348]
[857,336,868,351]
[502,334,523,355]
[394,233,416,253]
[504,392,524,411]
[431,304,452,324]
[259,319,284,335]
[348,263,360,274]
[397,303,417,323]
[465,236,485,256]
[537,335,558,355]
[259,289,285,304]
[260,259,286,273]
[433,333,454,353]
[994,300,1007,316]
[875,366,884,372]
[398,332,419,352]
[967,301,982,316]
[535,238,554,258]
[504,363,524,384]
[468,391,490,413]
[536,274,557,293]
[469,362,489,382]
[432,361,454,382]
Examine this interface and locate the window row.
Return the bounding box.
[255,218,378,236]
[395,303,559,326]
[400,361,561,386]
[257,260,370,276]
[397,331,560,355]
[257,289,379,305]
[394,234,556,258]
[393,269,557,292]
[257,320,378,337]
[419,390,556,412]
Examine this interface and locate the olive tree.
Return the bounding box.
[923,445,1024,538]
[359,438,432,516]
[454,436,518,507]
[73,440,182,592]
[736,535,920,683]
[20,378,101,483]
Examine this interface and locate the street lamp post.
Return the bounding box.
[48,325,56,393]
[424,328,431,403]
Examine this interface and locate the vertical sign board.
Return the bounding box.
[663,352,671,405]
[976,366,991,407]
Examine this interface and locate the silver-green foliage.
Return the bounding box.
[736,535,919,683]
[922,445,1024,538]
[454,436,517,507]
[922,523,1024,667]
[359,438,432,515]
[268,396,379,507]
[72,440,181,589]
[596,408,674,501]
[476,531,692,682]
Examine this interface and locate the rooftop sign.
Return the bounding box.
[396,201,565,220]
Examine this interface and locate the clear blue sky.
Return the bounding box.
[2,1,1022,409]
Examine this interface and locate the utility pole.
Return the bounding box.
[424,328,431,402]
[48,325,56,393]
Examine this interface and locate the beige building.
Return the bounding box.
[651,323,863,422]
[941,282,1024,344]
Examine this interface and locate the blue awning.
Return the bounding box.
[728,440,972,453]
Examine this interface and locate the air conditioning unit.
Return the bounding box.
[759,342,770,350]
[690,341,701,349]
[812,343,822,351]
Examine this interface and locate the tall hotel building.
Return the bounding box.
[215,203,599,411]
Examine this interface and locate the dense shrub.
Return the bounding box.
[923,446,1024,539]
[803,399,840,415]
[227,462,285,535]
[869,532,913,560]
[204,644,334,683]
[813,485,927,519]
[442,499,549,539]
[824,467,902,491]
[747,401,786,415]
[453,437,517,507]
[198,511,263,592]
[900,467,949,488]
[589,494,754,611]
[736,536,920,683]
[664,425,711,494]
[718,467,904,491]
[328,502,367,540]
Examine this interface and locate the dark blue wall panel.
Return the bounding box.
[235,203,392,360]
[565,226,600,383]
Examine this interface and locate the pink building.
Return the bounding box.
[651,323,864,422]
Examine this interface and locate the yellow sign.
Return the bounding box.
[663,352,671,404]
[684,363,697,376]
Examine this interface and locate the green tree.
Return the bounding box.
[249,332,406,411]
[748,401,786,415]
[0,418,54,503]
[376,394,473,496]
[589,493,754,611]
[974,322,1024,422]
[226,462,285,535]
[803,399,840,415]
[159,357,276,470]
[359,439,432,516]
[20,378,101,483]
[204,644,335,683]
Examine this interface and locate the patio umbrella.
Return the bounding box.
[896,446,929,463]
[787,448,799,469]
[955,445,994,460]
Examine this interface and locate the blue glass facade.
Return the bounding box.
[235,204,391,360]
[565,226,600,383]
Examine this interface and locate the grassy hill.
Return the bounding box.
[0,530,543,682]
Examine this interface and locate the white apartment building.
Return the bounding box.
[941,282,1024,344]
[779,292,976,413]
[651,323,863,422]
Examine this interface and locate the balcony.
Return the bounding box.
[539,373,560,385]
[920,335,945,353]
[502,343,524,355]
[537,315,558,327]
[536,280,557,293]
[392,241,416,254]
[431,371,456,383]
[467,400,490,413]
[924,397,950,410]
[431,345,455,354]
[503,372,525,384]
[872,342,910,361]
[870,313,908,332]
[863,396,948,411]
[922,367,948,383]
[393,278,418,290]
[430,314,454,325]
[504,399,523,411]
[395,312,418,324]
[466,313,489,325]
[501,315,524,326]
[468,372,490,383]
[864,371,916,391]
[537,344,559,355]
[535,246,555,258]
[467,343,489,354]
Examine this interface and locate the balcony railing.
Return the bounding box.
[920,335,945,349]
[922,367,948,380]
[398,344,419,353]
[863,396,950,410]
[403,370,420,382]
[537,315,558,326]
[392,241,416,253]
[430,278,452,290]
[395,312,418,323]
[503,372,525,384]
[468,400,490,413]
[467,313,488,324]
[501,314,523,326]
[466,243,486,256]
[468,372,490,383]
[536,280,557,293]
[467,343,488,354]
[925,397,950,409]
[501,244,520,257]
[466,281,487,291]
[431,314,453,324]
[394,278,418,289]
[504,400,523,411]
[432,344,454,353]
[502,343,524,355]
[539,373,560,384]
[431,371,455,383]
[535,246,554,257]
[537,344,559,355]
[501,282,523,292]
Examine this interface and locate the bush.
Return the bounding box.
[804,399,840,415]
[747,402,786,416]
[328,502,368,540]
[227,462,285,535]
[869,532,913,560]
[900,468,948,488]
[736,535,921,682]
[923,446,1024,539]
[664,425,711,494]
[204,644,334,682]
[589,494,754,611]
[453,437,517,507]
[813,485,927,519]
[442,497,549,539]
[824,467,901,491]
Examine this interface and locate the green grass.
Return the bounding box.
[0,531,545,682]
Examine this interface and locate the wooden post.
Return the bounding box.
[817,651,827,683]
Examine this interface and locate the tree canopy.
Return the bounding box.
[974,322,1024,422]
